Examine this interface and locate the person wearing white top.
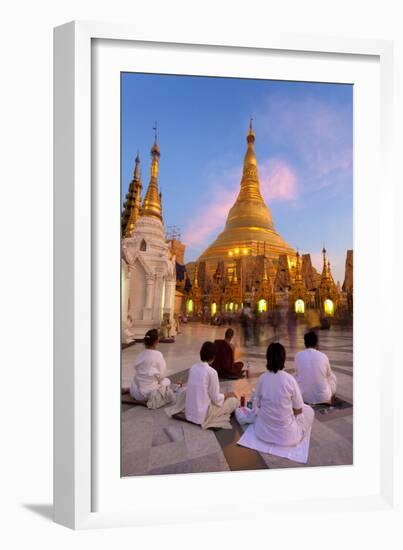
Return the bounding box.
[166,341,239,429]
[295,331,337,405]
[254,343,314,446]
[129,329,174,408]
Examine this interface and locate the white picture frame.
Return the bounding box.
[54,21,397,530]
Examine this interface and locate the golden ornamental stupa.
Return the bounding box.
[198,121,295,266]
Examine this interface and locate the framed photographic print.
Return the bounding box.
[54,21,396,529]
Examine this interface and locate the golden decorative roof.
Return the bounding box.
[122,153,142,237]
[141,139,163,221]
[198,123,295,263]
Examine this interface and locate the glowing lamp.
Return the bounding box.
[295,299,305,314]
[258,299,267,312]
[324,299,334,316]
[187,299,193,314]
[211,302,217,316]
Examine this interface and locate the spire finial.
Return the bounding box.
[133,152,141,179]
[247,116,255,144]
[151,122,160,157]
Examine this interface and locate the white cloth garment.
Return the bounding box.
[295,348,337,404]
[129,349,171,401]
[185,361,225,425]
[165,388,237,430]
[254,370,314,446]
[146,385,175,409]
[237,421,312,464]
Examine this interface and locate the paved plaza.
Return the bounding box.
[121,321,353,476]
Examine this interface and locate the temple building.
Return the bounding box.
[121,137,177,342]
[120,122,353,332]
[185,123,352,320]
[198,121,295,268]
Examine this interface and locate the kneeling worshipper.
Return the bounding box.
[129,329,175,409]
[211,328,245,379]
[254,342,314,446]
[166,341,239,429]
[295,331,337,405]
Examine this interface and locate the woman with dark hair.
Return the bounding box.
[254,342,314,446]
[129,329,174,408]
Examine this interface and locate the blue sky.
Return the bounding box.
[121,73,353,283]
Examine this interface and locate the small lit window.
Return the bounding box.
[324,299,334,316]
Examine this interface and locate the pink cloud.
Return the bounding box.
[260,159,298,201]
[182,159,298,249]
[182,168,239,248]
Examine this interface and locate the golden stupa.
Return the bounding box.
[198,122,295,265]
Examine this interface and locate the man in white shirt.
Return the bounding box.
[167,341,239,429]
[295,331,337,405]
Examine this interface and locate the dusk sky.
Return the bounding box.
[121,73,353,284]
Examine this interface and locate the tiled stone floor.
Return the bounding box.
[122,321,353,476]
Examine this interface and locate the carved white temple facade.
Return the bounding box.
[121,137,176,342]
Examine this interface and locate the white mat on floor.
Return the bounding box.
[237,424,311,464]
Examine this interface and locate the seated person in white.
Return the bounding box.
[129,329,174,408]
[254,342,314,446]
[166,341,239,430]
[295,331,337,405]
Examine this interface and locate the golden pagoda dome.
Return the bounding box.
[198,122,295,264]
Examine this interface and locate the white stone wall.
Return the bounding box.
[121,216,176,341]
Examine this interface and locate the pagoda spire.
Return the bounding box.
[122,152,143,237]
[327,260,335,285]
[141,126,162,221]
[193,264,199,288]
[321,246,329,278]
[295,250,303,283]
[238,118,262,201]
[321,246,334,286]
[197,122,295,264]
[124,153,143,237]
[223,122,275,232]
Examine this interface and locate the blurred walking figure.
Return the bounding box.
[253,312,264,346]
[295,331,337,405]
[305,308,320,331]
[287,309,297,352]
[271,306,282,341]
[240,303,253,346]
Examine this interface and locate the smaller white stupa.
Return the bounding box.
[121,134,176,342]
